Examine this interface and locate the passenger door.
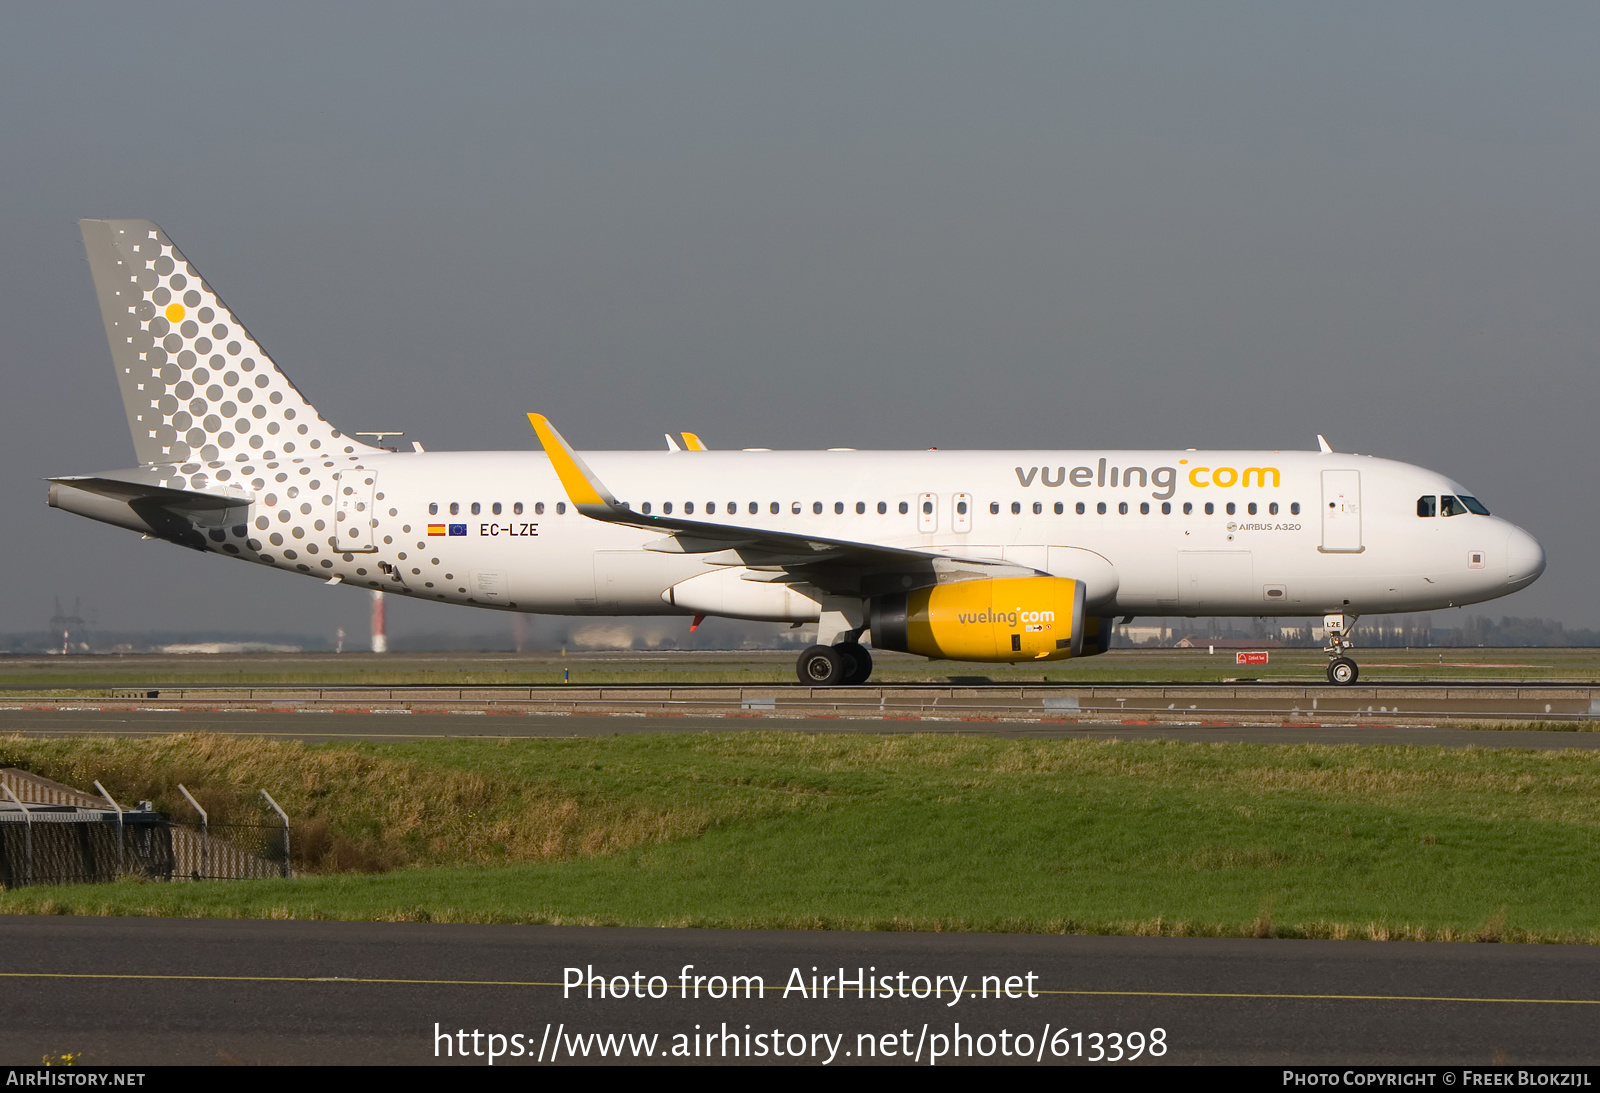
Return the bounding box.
[333,470,378,553]
[1320,470,1363,553]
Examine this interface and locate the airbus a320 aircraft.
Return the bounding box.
[52,220,1546,685]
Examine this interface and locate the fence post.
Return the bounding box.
[259,790,291,879]
[177,784,208,880]
[2,784,31,887]
[94,781,124,876]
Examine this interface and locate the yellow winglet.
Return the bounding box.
[680,431,708,451]
[527,413,616,509]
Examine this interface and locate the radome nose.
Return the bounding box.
[1505,526,1546,587]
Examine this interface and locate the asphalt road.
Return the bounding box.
[2,708,1599,748]
[0,917,1596,1066]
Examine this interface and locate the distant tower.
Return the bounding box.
[370,590,387,654]
[50,597,86,655]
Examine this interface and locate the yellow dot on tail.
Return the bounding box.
[165,303,185,323]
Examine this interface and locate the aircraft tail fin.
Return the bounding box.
[79,219,377,467]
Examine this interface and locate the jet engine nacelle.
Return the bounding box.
[868,576,1114,662]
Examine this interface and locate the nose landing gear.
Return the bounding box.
[1323,613,1360,685]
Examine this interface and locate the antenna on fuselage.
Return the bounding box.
[1316,434,1333,453]
[355,431,406,452]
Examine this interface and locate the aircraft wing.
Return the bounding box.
[528,414,1023,594]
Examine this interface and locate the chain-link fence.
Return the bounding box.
[0,811,174,887]
[0,769,290,887]
[0,813,290,887]
[169,820,289,880]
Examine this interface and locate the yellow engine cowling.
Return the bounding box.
[868,577,1115,662]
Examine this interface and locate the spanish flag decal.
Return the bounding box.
[427,524,446,536]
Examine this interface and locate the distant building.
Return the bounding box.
[1174,637,1284,650]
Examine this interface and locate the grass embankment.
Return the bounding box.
[1,733,1597,941]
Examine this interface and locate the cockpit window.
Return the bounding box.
[1460,495,1490,515]
[1440,495,1468,517]
[1417,496,1437,518]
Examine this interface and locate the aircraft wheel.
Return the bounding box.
[797,645,845,686]
[834,642,873,685]
[1327,657,1359,686]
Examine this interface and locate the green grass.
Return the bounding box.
[2,732,1598,941]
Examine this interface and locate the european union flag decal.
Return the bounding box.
[449,524,468,536]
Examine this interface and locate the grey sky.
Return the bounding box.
[4,3,1597,638]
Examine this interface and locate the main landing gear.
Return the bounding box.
[1323,612,1360,685]
[796,641,874,686]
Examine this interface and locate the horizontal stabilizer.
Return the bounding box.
[48,474,253,548]
[49,475,252,509]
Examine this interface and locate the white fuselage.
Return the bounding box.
[189,446,1541,621]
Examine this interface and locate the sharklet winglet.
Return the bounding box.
[526,414,618,511]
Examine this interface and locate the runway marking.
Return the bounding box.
[0,972,1595,1005]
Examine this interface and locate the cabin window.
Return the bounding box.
[1205,502,1214,515]
[428,502,438,515]
[898,501,909,514]
[1161,502,1171,514]
[1140,502,1150,514]
[773,502,782,514]
[1182,502,1192,515]
[685,502,695,514]
[467,502,478,515]
[513,502,523,515]
[639,502,651,514]
[1461,496,1490,515]
[750,502,760,515]
[835,502,845,514]
[535,502,545,515]
[1076,502,1085,514]
[1097,502,1107,515]
[990,502,1000,515]
[1119,502,1129,515]
[555,502,566,514]
[857,502,866,514]
[956,500,967,515]
[706,502,717,514]
[794,502,803,514]
[1246,502,1256,515]
[1054,502,1064,514]
[1268,502,1278,515]
[815,502,826,515]
[1226,502,1236,515]
[449,502,460,515]
[661,502,672,514]
[1290,502,1300,515]
[877,502,887,514]
[490,502,500,515]
[1441,495,1468,517]
[1032,502,1042,514]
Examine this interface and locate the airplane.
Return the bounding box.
[51,220,1546,686]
